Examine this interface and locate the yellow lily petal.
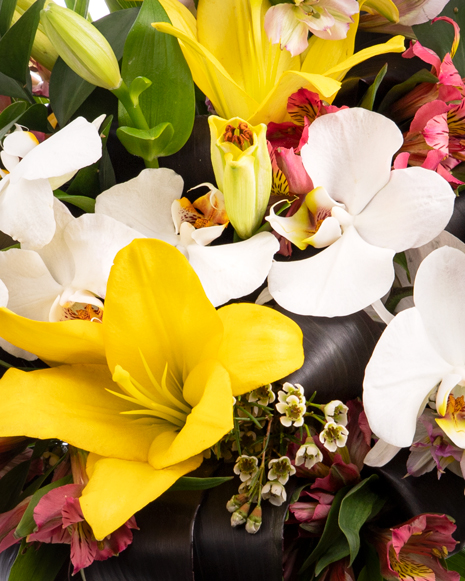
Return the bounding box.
[324,35,406,82]
[80,454,202,540]
[217,303,304,395]
[158,0,197,38]
[149,359,233,469]
[0,308,105,366]
[361,0,400,22]
[0,365,163,462]
[104,239,223,388]
[153,22,259,120]
[248,70,340,125]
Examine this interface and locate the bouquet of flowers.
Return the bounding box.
[0,0,464,579]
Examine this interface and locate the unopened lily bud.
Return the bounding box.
[40,4,122,90]
[245,506,262,534]
[209,116,272,240]
[231,502,251,527]
[226,493,249,513]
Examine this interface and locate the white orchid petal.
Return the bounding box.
[191,224,226,246]
[0,336,38,361]
[266,201,312,250]
[0,151,19,172]
[413,246,465,367]
[268,226,395,317]
[0,177,55,247]
[186,231,279,306]
[304,216,341,248]
[0,249,62,321]
[363,439,401,467]
[3,130,39,158]
[96,167,181,243]
[436,373,462,416]
[305,186,343,213]
[363,308,453,447]
[354,167,455,252]
[65,214,144,299]
[10,117,102,184]
[301,108,402,215]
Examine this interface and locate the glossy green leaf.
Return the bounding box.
[339,475,385,566]
[0,71,33,101]
[414,4,465,77]
[15,475,73,538]
[170,476,233,491]
[0,460,30,513]
[65,0,89,18]
[357,542,383,581]
[117,122,174,161]
[50,7,139,126]
[16,102,50,133]
[128,75,152,107]
[359,63,388,111]
[8,541,69,581]
[0,0,17,36]
[299,487,350,575]
[54,193,96,212]
[120,0,195,156]
[447,548,465,576]
[0,0,45,84]
[0,100,27,139]
[378,69,438,114]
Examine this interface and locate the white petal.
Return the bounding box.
[307,216,342,248]
[0,337,38,361]
[65,213,144,299]
[0,249,62,320]
[3,130,39,158]
[22,198,75,286]
[363,308,453,447]
[0,177,55,247]
[10,117,102,185]
[436,373,463,416]
[0,151,19,172]
[413,246,465,368]
[191,224,227,246]
[301,108,403,215]
[363,439,402,467]
[186,231,279,306]
[95,167,181,243]
[268,226,396,317]
[400,0,450,25]
[354,167,455,252]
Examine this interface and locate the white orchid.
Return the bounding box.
[0,117,102,248]
[95,168,279,307]
[267,107,455,317]
[363,246,465,450]
[0,199,141,359]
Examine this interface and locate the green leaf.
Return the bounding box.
[120,0,195,156]
[300,487,350,575]
[357,543,383,581]
[0,0,17,37]
[98,114,116,191]
[8,541,69,581]
[65,0,89,18]
[117,122,174,160]
[359,63,388,111]
[0,0,45,85]
[393,251,411,283]
[0,100,28,141]
[0,71,33,101]
[50,7,139,126]
[339,475,385,566]
[170,476,233,491]
[128,75,152,107]
[0,459,31,513]
[447,548,465,576]
[378,69,438,115]
[54,192,96,212]
[16,102,50,133]
[414,4,465,77]
[15,475,73,538]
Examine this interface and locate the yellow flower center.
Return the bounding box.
[62,302,103,323]
[389,547,435,580]
[222,122,254,151]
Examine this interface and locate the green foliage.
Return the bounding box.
[446,548,465,577]
[8,541,69,581]
[378,69,438,115]
[117,122,175,162]
[170,476,234,491]
[0,0,17,37]
[359,64,388,111]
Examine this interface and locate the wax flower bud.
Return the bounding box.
[209,116,272,240]
[40,4,122,90]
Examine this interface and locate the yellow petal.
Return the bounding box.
[217,303,304,395]
[153,22,258,119]
[158,0,197,38]
[80,454,202,539]
[361,0,400,22]
[0,365,163,462]
[0,308,105,366]
[104,239,223,389]
[149,359,233,468]
[248,70,341,125]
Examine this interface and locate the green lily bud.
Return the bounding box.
[209,116,272,240]
[40,3,122,89]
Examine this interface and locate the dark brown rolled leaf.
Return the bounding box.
[274,306,383,403]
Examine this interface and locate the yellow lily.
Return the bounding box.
[152,0,405,124]
[0,239,303,540]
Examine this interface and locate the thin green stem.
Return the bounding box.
[111,81,150,130]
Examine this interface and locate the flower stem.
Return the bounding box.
[111,81,150,131]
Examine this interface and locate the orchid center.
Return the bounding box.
[108,352,192,431]
[62,302,103,323]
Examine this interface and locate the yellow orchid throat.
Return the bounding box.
[0,239,304,540]
[153,0,405,124]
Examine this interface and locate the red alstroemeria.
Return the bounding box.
[371,514,459,581]
[0,497,30,553]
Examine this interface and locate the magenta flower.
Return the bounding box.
[28,484,138,574]
[372,514,459,581]
[0,498,30,553]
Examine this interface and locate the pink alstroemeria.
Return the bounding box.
[265,0,359,56]
[0,498,30,553]
[28,483,138,575]
[371,514,459,581]
[289,489,333,534]
[319,558,356,581]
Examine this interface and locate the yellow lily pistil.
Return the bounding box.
[0,239,304,539]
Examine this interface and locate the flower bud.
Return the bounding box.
[245,506,262,534]
[40,4,122,89]
[231,502,250,527]
[226,493,249,513]
[209,116,272,240]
